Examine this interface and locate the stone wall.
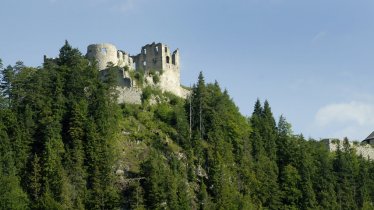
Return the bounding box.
[86,42,189,99]
[132,42,179,72]
[322,138,374,160]
[86,43,134,70]
[130,42,186,97]
[159,68,188,98]
[100,68,132,88]
[116,87,141,104]
[132,43,163,71]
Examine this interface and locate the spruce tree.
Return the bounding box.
[0,108,29,209]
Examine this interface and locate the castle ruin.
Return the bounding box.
[86,42,188,104]
[322,132,374,160]
[86,43,134,71]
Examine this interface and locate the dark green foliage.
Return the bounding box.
[153,74,160,84]
[130,69,144,87]
[280,164,302,208]
[0,41,121,209]
[1,49,374,210]
[0,111,29,209]
[141,86,153,103]
[249,99,281,209]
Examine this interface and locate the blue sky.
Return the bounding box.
[1,0,374,140]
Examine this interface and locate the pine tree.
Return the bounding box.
[280,164,302,208]
[262,100,277,161]
[0,109,29,209]
[334,138,359,210]
[249,100,281,209]
[58,40,83,67]
[312,142,338,209]
[356,158,370,209]
[298,140,317,209]
[28,154,42,203]
[190,72,208,140]
[198,181,210,210]
[65,101,88,209]
[276,116,293,169]
[250,99,264,160]
[140,151,169,209]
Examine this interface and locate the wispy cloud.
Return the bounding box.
[313,101,374,139]
[77,0,140,12]
[118,0,136,12]
[312,31,327,43]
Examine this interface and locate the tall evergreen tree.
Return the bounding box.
[262,100,277,160]
[333,138,359,210]
[0,110,29,209]
[190,72,208,140]
[249,99,281,209]
[250,99,264,160]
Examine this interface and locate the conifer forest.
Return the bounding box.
[0,42,374,209]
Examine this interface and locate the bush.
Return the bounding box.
[153,74,160,84]
[155,103,173,124]
[141,87,152,102]
[131,69,144,87]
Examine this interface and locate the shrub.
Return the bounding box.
[153,74,160,84]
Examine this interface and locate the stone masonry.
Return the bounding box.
[87,43,134,71]
[86,42,188,103]
[322,138,374,160]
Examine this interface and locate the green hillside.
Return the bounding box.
[0,42,373,209]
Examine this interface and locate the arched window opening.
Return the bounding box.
[166,56,170,64]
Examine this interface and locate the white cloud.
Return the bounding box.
[315,101,374,126]
[314,101,374,140]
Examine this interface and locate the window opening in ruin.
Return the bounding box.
[165,47,167,53]
[144,49,147,54]
[172,57,175,65]
[101,48,107,55]
[143,61,147,66]
[155,46,159,54]
[166,56,170,64]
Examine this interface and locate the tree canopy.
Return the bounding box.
[0,42,373,209]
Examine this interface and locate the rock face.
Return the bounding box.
[322,138,374,160]
[86,42,189,101]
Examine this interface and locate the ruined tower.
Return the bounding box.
[131,42,184,96]
[86,43,134,70]
[131,42,180,72]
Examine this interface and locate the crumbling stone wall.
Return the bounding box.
[132,42,179,72]
[86,42,188,99]
[131,42,185,97]
[322,138,374,160]
[86,43,134,70]
[116,87,141,104]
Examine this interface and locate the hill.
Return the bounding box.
[0,42,373,209]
